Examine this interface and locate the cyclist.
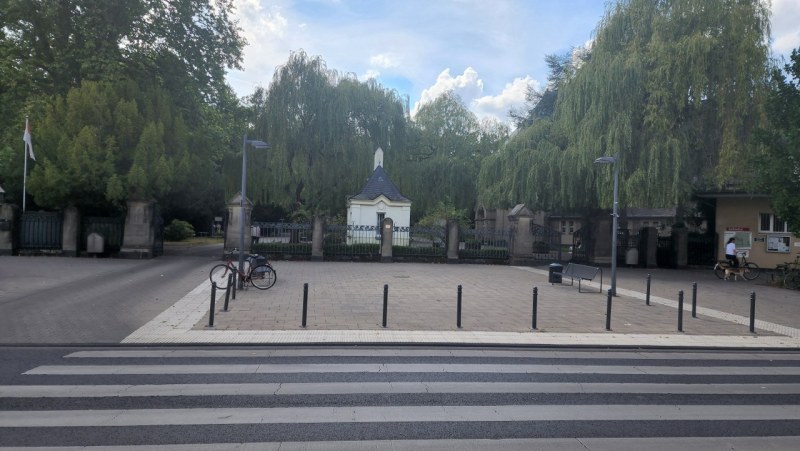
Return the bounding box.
[725,237,739,268]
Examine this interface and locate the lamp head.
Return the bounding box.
[247,140,270,149]
[594,156,616,165]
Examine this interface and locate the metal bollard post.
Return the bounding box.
[231,273,237,300]
[208,282,217,327]
[301,283,309,328]
[678,290,684,332]
[692,282,697,318]
[750,291,756,333]
[223,273,233,311]
[532,287,538,330]
[646,274,651,306]
[457,285,463,329]
[605,288,612,331]
[382,284,389,328]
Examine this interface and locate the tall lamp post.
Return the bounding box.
[594,155,619,296]
[239,134,270,288]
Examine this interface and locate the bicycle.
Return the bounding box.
[776,255,800,290]
[209,249,277,290]
[713,251,760,280]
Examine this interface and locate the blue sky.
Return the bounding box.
[227,0,800,126]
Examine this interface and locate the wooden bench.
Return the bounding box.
[562,262,603,293]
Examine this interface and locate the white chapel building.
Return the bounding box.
[347,148,411,244]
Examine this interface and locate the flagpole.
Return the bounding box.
[23,116,28,213]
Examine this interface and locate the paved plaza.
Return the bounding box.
[123,260,800,348]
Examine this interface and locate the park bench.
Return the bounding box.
[562,262,603,293]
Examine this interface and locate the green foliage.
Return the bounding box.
[478,0,772,214]
[163,219,196,241]
[752,49,800,235]
[416,200,471,227]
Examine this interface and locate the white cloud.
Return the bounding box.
[412,67,484,117]
[370,53,402,69]
[771,0,800,55]
[472,76,539,123]
[363,69,381,80]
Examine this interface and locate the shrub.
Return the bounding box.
[164,219,195,241]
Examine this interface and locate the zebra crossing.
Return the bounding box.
[2,347,800,449]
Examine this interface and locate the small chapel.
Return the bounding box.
[347,148,411,243]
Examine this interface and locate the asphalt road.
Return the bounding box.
[1,345,800,449]
[0,244,221,344]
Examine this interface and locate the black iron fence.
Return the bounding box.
[459,227,510,260]
[81,216,124,252]
[393,225,446,257]
[17,212,62,251]
[252,222,312,255]
[324,224,380,258]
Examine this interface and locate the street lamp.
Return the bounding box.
[594,155,619,296]
[239,134,270,288]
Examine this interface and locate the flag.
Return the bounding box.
[23,118,35,161]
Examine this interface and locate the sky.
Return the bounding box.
[226,0,800,126]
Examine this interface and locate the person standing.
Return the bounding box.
[725,237,739,267]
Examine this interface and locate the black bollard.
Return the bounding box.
[457,285,463,329]
[231,273,237,300]
[605,288,612,331]
[208,282,217,327]
[223,273,233,311]
[678,290,684,332]
[692,282,697,318]
[750,291,756,333]
[382,284,389,328]
[646,274,651,306]
[532,287,538,330]
[301,283,309,328]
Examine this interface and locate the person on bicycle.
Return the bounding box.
[725,237,739,268]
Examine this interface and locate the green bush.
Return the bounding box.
[164,219,195,241]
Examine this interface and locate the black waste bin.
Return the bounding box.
[548,263,563,284]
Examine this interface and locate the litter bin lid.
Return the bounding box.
[549,263,563,268]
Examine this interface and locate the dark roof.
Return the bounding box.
[351,165,410,202]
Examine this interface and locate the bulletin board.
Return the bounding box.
[766,235,791,253]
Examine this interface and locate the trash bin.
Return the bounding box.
[549,263,563,284]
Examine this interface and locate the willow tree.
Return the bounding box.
[479,0,772,213]
[239,51,408,217]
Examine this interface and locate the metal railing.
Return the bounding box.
[252,222,312,255]
[393,225,446,257]
[458,227,510,260]
[324,224,380,257]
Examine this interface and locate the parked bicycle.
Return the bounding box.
[713,251,760,280]
[209,249,276,290]
[775,255,800,290]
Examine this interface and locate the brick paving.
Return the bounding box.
[188,262,799,340]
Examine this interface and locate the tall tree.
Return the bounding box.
[242,51,409,217]
[751,49,800,234]
[479,0,772,214]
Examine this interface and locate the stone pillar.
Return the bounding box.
[61,206,80,257]
[446,220,460,263]
[672,227,688,269]
[590,216,612,265]
[119,200,155,258]
[120,200,156,259]
[224,193,253,254]
[311,216,324,262]
[638,226,658,268]
[0,203,17,256]
[380,217,393,262]
[510,217,534,263]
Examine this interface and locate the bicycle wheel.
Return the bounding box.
[209,264,233,289]
[742,262,760,280]
[713,263,726,279]
[249,264,277,290]
[785,270,800,290]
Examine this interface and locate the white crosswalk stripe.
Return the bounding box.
[2,347,800,449]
